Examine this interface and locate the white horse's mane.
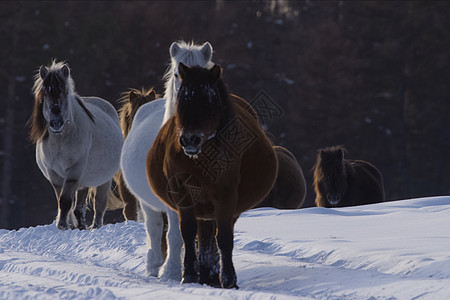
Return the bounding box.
[162,41,214,123]
[33,59,76,100]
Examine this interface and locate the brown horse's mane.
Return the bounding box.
[117,88,157,138]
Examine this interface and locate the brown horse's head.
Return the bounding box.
[118,88,157,138]
[313,146,348,206]
[175,63,233,157]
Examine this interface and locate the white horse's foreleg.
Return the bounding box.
[159,208,182,281]
[91,180,110,229]
[141,204,164,276]
[57,179,78,230]
[75,188,88,230]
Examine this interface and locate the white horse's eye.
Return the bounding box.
[174,73,179,79]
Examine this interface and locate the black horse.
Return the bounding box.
[313,146,385,207]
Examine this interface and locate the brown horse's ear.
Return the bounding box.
[39,66,48,79]
[210,64,222,82]
[149,89,156,100]
[319,149,325,160]
[129,90,138,102]
[337,148,344,160]
[178,62,188,80]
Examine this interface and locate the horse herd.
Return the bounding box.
[28,41,385,289]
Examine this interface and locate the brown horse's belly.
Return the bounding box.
[194,201,216,220]
[237,149,278,213]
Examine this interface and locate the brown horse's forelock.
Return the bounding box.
[176,71,233,133]
[313,147,346,191]
[118,88,157,137]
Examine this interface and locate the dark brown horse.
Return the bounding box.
[254,145,306,209]
[146,63,278,288]
[313,145,385,207]
[116,88,157,220]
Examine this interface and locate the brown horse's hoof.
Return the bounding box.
[222,282,239,289]
[220,274,238,289]
[199,274,221,288]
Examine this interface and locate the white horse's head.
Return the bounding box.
[34,60,76,135]
[162,41,214,123]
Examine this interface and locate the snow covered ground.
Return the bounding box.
[1,196,450,299]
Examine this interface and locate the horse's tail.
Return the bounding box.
[86,186,125,210]
[107,189,125,210]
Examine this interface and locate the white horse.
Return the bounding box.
[30,60,123,230]
[120,41,214,280]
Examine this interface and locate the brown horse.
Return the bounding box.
[313,145,385,207]
[146,63,278,288]
[116,88,157,220]
[254,145,306,209]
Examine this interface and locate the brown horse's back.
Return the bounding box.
[255,146,306,209]
[347,160,385,205]
[230,94,259,121]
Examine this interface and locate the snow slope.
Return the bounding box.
[1,196,450,299]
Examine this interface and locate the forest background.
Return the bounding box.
[1,1,449,229]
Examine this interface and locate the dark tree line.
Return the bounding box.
[1,1,449,229]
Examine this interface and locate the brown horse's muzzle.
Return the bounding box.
[327,193,341,206]
[180,132,203,157]
[179,130,216,158]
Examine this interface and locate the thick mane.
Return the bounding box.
[313,146,347,186]
[163,41,214,102]
[29,86,47,144]
[177,67,233,133]
[118,88,157,137]
[75,95,95,124]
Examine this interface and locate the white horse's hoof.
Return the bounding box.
[159,259,182,281]
[146,249,163,277]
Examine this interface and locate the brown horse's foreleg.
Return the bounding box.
[75,188,88,230]
[179,208,199,284]
[197,220,220,287]
[57,179,78,230]
[216,218,238,289]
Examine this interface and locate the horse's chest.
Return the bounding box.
[39,141,84,177]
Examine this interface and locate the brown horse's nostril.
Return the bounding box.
[190,135,201,147]
[180,134,201,148]
[180,135,188,147]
